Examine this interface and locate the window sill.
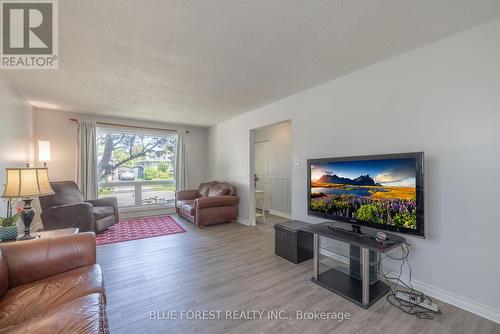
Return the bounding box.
[119,205,174,213]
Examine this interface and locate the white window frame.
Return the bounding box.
[96,126,178,209]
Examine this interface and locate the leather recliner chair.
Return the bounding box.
[39,181,119,233]
[0,233,108,333]
[175,181,239,228]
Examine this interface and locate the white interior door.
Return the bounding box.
[254,141,271,211]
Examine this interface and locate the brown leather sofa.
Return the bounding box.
[176,181,239,228]
[39,181,119,233]
[0,232,108,334]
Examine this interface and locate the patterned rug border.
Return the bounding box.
[96,215,186,246]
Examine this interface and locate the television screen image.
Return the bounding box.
[308,153,424,237]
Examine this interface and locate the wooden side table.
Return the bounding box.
[34,228,79,238]
[1,228,79,243]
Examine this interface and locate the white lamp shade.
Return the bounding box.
[2,168,54,198]
[38,141,51,162]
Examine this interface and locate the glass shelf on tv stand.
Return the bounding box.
[318,240,379,286]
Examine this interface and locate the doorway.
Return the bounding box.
[254,140,270,221]
[250,120,292,229]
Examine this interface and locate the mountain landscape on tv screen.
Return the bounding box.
[310,158,417,229]
[316,174,381,186]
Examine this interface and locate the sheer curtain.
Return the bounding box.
[175,131,187,191]
[77,120,98,200]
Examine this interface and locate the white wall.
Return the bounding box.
[0,75,34,216]
[208,19,500,321]
[33,108,209,189]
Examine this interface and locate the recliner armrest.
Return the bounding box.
[176,190,199,201]
[0,232,97,289]
[87,197,119,222]
[86,197,117,208]
[195,196,239,209]
[42,203,95,232]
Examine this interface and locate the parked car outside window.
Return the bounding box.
[118,169,136,181]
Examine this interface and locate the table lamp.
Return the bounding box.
[38,141,51,167]
[2,168,54,240]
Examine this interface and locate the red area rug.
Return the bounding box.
[96,215,186,246]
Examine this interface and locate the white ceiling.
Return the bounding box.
[3,0,500,126]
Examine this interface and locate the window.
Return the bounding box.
[96,128,178,208]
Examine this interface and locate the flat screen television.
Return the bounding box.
[307,152,424,237]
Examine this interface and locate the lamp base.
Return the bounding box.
[19,198,36,241]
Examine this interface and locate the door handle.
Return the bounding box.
[254,174,260,188]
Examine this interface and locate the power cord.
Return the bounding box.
[378,242,442,320]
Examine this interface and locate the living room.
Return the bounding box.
[0,1,499,334]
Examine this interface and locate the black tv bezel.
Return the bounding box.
[307,152,425,238]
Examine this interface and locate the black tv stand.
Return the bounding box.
[326,222,368,237]
[325,222,398,245]
[302,222,406,309]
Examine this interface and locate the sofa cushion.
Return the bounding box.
[179,203,195,216]
[208,183,230,197]
[92,207,114,220]
[0,293,108,334]
[198,182,216,197]
[220,182,236,196]
[0,264,104,328]
[176,200,194,208]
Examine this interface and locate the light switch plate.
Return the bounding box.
[294,158,300,166]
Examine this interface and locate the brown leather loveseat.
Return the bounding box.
[175,181,239,228]
[0,233,108,333]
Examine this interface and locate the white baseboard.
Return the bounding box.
[397,274,500,324]
[269,210,291,219]
[319,248,500,323]
[237,217,250,226]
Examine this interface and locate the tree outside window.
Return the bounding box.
[96,129,177,207]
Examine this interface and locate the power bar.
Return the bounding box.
[395,291,440,313]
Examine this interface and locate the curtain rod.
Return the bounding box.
[69,118,189,133]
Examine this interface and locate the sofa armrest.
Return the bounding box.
[176,190,199,201]
[86,197,117,208]
[42,203,95,232]
[195,196,239,209]
[0,232,97,289]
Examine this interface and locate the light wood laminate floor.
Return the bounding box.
[255,210,289,234]
[97,216,500,334]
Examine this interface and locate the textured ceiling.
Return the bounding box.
[3,0,500,126]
